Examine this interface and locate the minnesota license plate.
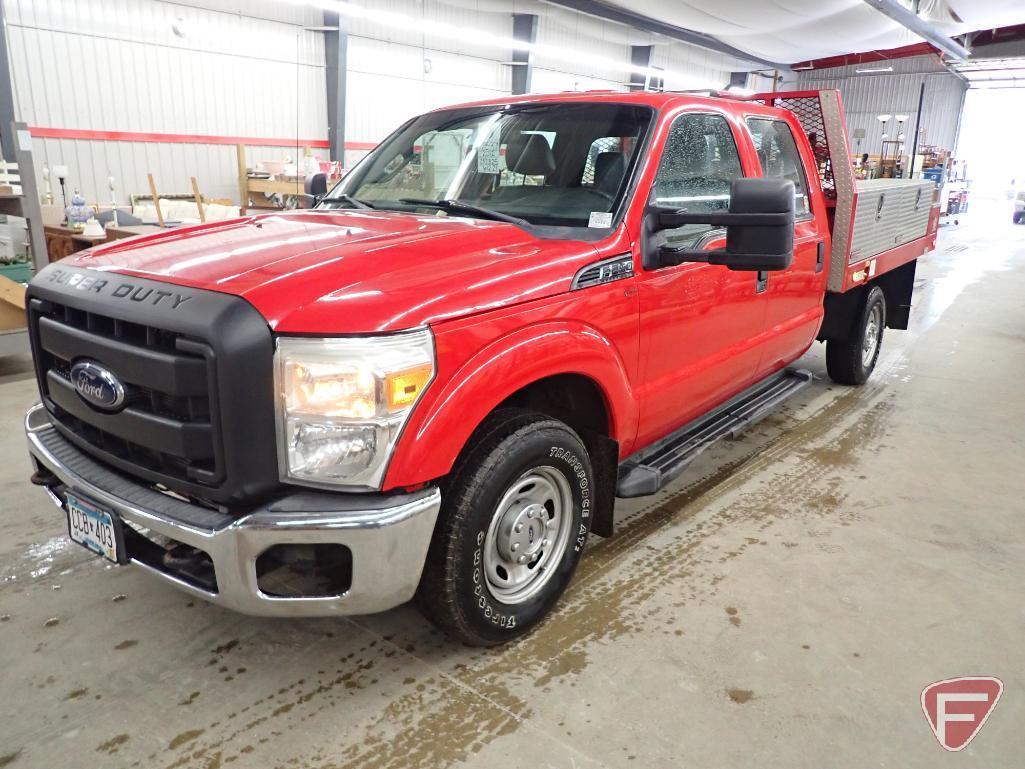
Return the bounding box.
[66,492,122,563]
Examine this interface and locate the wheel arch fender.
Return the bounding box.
[383,320,638,489]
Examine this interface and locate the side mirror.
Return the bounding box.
[304,172,328,205]
[648,177,795,271]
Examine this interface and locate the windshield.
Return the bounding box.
[325,102,653,229]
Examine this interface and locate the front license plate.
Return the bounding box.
[66,492,122,563]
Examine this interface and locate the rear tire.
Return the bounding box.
[416,409,594,646]
[826,285,886,386]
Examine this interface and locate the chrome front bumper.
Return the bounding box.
[25,404,440,616]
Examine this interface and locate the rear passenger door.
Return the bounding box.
[745,117,827,371]
[634,112,766,448]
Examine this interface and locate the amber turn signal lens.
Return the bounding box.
[386,364,433,410]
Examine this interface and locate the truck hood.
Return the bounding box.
[67,210,601,333]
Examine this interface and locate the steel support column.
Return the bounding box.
[629,45,654,91]
[0,2,17,161]
[323,11,348,164]
[511,14,538,95]
[729,71,749,88]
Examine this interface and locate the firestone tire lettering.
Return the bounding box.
[416,409,593,645]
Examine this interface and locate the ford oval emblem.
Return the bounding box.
[70,360,126,412]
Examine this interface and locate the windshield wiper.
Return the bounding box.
[398,198,529,228]
[317,193,374,210]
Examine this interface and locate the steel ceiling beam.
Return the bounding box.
[862,0,971,60]
[541,0,787,69]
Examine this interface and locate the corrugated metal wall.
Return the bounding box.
[531,6,631,92]
[5,0,751,205]
[5,0,328,204]
[655,42,750,92]
[791,55,967,161]
[344,0,512,166]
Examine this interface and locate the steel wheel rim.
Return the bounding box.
[483,466,574,606]
[862,303,882,367]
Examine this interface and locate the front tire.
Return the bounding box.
[416,409,594,646]
[826,285,886,386]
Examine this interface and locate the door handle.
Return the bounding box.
[815,240,825,273]
[756,270,768,293]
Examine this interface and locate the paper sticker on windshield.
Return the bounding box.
[588,211,613,228]
[477,131,501,174]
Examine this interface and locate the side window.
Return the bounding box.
[653,113,743,248]
[746,118,812,217]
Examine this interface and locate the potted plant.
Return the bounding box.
[0,254,31,284]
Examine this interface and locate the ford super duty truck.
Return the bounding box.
[24,89,937,645]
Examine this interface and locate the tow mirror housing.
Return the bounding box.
[648,177,795,271]
[303,172,328,206]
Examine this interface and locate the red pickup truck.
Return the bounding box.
[24,89,937,645]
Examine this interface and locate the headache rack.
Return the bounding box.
[750,90,938,294]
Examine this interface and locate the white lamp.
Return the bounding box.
[41,164,53,204]
[108,175,118,228]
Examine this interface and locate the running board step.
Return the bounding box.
[616,369,813,498]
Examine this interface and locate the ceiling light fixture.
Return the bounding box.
[855,66,893,73]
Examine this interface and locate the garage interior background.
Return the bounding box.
[6,0,758,205]
[4,1,1022,208]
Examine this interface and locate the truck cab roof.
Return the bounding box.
[434,88,794,121]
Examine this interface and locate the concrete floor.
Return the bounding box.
[2,200,1024,768]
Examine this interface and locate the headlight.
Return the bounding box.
[274,330,435,489]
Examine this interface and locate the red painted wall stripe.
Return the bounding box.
[792,42,938,71]
[27,126,378,151]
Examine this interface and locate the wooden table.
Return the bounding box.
[45,225,106,262]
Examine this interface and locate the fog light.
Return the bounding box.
[256,543,353,598]
[286,419,379,479]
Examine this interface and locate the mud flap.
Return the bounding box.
[581,430,618,538]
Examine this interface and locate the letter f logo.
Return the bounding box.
[922,677,1003,751]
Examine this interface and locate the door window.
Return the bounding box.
[746,118,812,217]
[653,113,743,249]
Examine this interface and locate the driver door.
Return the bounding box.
[633,111,767,448]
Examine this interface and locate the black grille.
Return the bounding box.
[27,265,280,507]
[32,300,223,488]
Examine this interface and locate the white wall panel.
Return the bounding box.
[344,0,512,62]
[345,35,509,147]
[532,5,631,91]
[5,0,327,204]
[655,44,748,91]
